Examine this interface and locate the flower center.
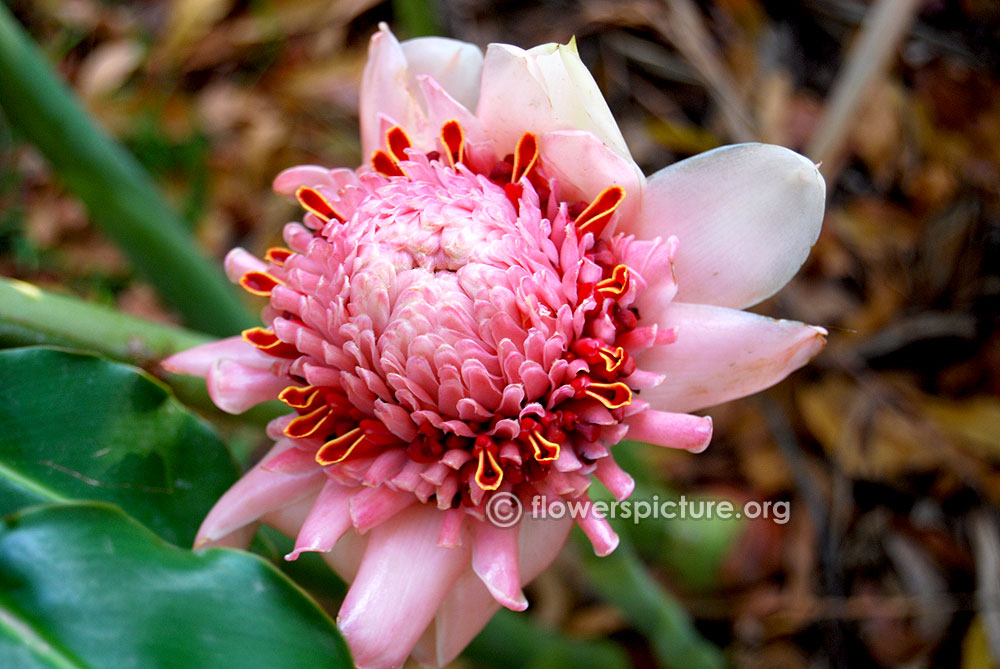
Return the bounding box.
[361,170,514,272]
[239,121,651,510]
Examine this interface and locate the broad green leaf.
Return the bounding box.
[0,503,352,668]
[0,347,238,546]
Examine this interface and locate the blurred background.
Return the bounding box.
[1,0,999,667]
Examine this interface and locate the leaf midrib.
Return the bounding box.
[0,596,88,669]
[0,461,68,504]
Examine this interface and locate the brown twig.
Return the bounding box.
[648,0,758,143]
[805,0,922,185]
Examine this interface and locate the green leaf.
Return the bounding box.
[0,347,238,546]
[0,503,352,668]
[0,5,253,336]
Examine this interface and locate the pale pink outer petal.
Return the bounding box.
[272,165,337,198]
[471,521,527,611]
[625,411,713,453]
[350,486,416,533]
[161,335,267,378]
[477,41,631,159]
[401,37,484,113]
[223,247,268,283]
[321,529,369,584]
[420,514,574,667]
[337,504,471,669]
[360,26,484,159]
[194,442,326,548]
[634,143,826,310]
[539,130,644,229]
[201,525,258,550]
[206,359,288,414]
[576,494,619,557]
[286,479,354,560]
[635,302,827,414]
[262,496,370,584]
[593,457,635,501]
[360,25,423,159]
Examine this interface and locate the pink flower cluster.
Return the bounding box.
[165,24,827,668]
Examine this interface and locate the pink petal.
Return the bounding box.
[223,247,267,283]
[635,143,825,311]
[359,25,423,159]
[201,525,257,550]
[195,443,326,548]
[321,530,369,584]
[539,130,644,232]
[262,495,370,583]
[575,494,619,556]
[161,336,267,378]
[206,358,287,414]
[427,514,574,666]
[593,456,635,501]
[272,165,337,198]
[471,521,527,611]
[338,505,471,669]
[635,302,827,413]
[625,411,713,453]
[477,41,631,159]
[261,491,314,535]
[286,480,354,560]
[400,37,483,114]
[260,445,321,475]
[437,508,465,547]
[418,76,488,145]
[350,486,416,534]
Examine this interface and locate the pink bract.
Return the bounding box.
[164,24,827,669]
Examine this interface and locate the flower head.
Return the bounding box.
[165,24,827,668]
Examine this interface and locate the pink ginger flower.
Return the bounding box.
[164,24,827,669]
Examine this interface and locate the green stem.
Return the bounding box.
[575,530,725,669]
[610,444,744,591]
[0,278,210,360]
[466,609,631,669]
[391,0,442,38]
[0,5,253,336]
[0,277,280,423]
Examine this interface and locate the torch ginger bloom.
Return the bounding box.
[165,24,827,669]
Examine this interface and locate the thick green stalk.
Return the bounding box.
[466,609,631,669]
[0,278,210,360]
[391,0,442,38]
[0,4,253,336]
[575,530,725,669]
[0,277,280,423]
[611,444,743,591]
